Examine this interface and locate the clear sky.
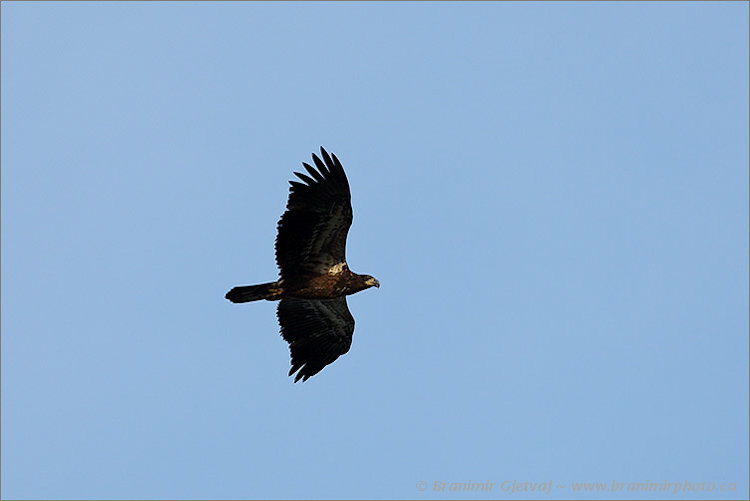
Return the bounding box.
[2,2,748,500]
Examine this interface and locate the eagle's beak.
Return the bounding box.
[369,278,380,288]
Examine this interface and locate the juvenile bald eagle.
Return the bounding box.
[226,147,379,382]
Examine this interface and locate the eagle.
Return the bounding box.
[225,147,379,382]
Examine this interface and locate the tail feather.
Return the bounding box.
[225,282,281,303]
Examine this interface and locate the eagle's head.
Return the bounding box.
[364,276,380,289]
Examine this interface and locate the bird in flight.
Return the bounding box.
[226,147,379,382]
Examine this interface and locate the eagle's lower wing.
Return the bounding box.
[277,297,354,382]
[275,147,352,278]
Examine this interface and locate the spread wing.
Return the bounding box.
[277,297,354,382]
[275,147,352,278]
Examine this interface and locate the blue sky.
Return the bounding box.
[1,2,748,500]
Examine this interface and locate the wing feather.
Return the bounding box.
[302,162,327,183]
[275,147,353,277]
[277,297,354,382]
[312,154,331,177]
[293,171,317,186]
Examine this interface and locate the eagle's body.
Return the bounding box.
[225,147,379,382]
[226,270,376,301]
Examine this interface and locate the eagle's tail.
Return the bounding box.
[225,282,283,303]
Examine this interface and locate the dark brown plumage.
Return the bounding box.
[225,147,379,382]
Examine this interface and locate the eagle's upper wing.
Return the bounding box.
[277,297,354,382]
[275,147,352,278]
